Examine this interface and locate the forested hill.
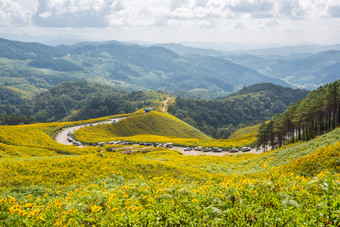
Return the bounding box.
[228,83,308,105]
[0,81,168,124]
[0,38,288,95]
[0,86,26,106]
[256,79,340,150]
[167,83,309,138]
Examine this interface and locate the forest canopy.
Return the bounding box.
[168,83,309,138]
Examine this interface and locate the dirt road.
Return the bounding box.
[162,97,172,112]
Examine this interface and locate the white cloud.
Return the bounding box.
[0,0,339,45]
[0,0,34,25]
[32,0,120,27]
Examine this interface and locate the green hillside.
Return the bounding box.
[74,111,211,144]
[0,86,27,112]
[168,83,309,138]
[0,81,169,123]
[256,80,340,150]
[0,38,289,95]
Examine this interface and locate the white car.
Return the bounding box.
[98,142,107,147]
[73,141,81,146]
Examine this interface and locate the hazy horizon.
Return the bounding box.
[1,0,340,50]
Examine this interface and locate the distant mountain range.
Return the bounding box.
[0,38,289,96]
[241,44,340,57]
[154,43,223,56]
[224,50,340,89]
[0,38,339,95]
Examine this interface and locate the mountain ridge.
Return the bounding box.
[0,38,290,95]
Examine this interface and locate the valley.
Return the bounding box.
[0,38,339,226]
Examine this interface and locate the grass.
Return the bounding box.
[0,126,339,225]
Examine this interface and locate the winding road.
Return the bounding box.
[162,97,172,113]
[54,118,125,146]
[53,98,259,156]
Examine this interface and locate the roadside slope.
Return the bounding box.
[74,111,211,144]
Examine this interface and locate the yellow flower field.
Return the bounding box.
[0,111,339,226]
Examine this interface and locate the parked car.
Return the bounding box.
[184,147,192,151]
[139,142,146,146]
[98,142,107,147]
[241,147,251,152]
[203,148,211,152]
[73,141,81,146]
[212,147,222,152]
[145,143,152,146]
[109,141,116,145]
[194,146,203,151]
[67,137,74,142]
[164,143,173,148]
[229,148,239,153]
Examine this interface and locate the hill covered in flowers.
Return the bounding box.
[0,108,339,225]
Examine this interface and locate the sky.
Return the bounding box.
[0,0,340,48]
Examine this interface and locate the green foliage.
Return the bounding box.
[0,81,169,123]
[0,86,28,115]
[72,90,169,121]
[256,80,340,150]
[28,59,83,72]
[0,114,35,125]
[168,83,308,138]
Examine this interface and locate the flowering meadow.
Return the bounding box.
[0,112,339,226]
[74,111,257,149]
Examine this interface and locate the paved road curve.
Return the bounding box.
[54,116,260,156]
[54,118,126,146]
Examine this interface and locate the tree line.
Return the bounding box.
[256,80,340,151]
[167,83,309,138]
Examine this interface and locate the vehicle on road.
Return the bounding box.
[241,147,251,152]
[203,148,211,152]
[98,142,107,147]
[73,141,81,146]
[212,147,222,152]
[67,137,74,142]
[229,148,239,153]
[164,143,173,148]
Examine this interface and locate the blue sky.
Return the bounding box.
[1,0,340,47]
